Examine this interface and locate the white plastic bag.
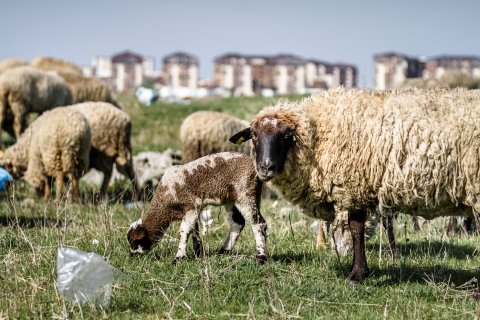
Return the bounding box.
[56,247,125,309]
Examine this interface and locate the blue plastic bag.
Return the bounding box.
[0,167,12,191]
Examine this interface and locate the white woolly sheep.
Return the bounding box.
[180,111,250,164]
[0,107,90,201]
[68,102,137,199]
[0,66,74,147]
[127,152,267,263]
[231,88,480,282]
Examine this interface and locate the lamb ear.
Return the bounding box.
[229,127,252,145]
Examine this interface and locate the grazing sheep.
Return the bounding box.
[0,107,90,201]
[231,88,480,282]
[30,57,117,106]
[0,66,74,147]
[30,56,83,76]
[127,152,267,264]
[180,111,250,164]
[0,58,26,74]
[58,72,117,105]
[68,102,137,199]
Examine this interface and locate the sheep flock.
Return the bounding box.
[0,56,479,286]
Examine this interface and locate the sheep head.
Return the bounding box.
[0,153,25,180]
[127,218,154,255]
[230,110,300,182]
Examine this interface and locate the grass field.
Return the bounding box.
[0,95,479,319]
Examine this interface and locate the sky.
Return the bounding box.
[1,0,479,87]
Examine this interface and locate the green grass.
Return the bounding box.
[119,94,302,154]
[1,95,479,319]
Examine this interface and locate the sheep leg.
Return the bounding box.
[99,165,113,201]
[382,215,399,258]
[316,219,327,250]
[191,221,203,257]
[412,215,421,232]
[43,177,51,201]
[347,209,369,283]
[236,203,267,264]
[219,205,246,254]
[463,217,475,234]
[117,161,138,201]
[71,174,80,203]
[173,211,198,264]
[9,101,27,139]
[55,172,64,203]
[446,217,458,236]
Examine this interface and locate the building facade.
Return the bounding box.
[87,50,156,92]
[374,52,480,90]
[214,53,357,95]
[424,55,480,80]
[374,52,425,90]
[162,52,199,89]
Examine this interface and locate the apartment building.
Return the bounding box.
[374,52,425,90]
[424,55,480,79]
[214,53,357,95]
[87,50,156,92]
[162,52,199,89]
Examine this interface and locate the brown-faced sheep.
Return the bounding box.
[0,59,26,74]
[0,66,74,147]
[231,88,480,282]
[68,102,137,199]
[0,107,90,201]
[179,111,251,164]
[127,152,267,264]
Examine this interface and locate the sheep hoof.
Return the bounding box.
[256,255,267,264]
[217,247,230,255]
[172,257,183,265]
[346,267,369,283]
[193,245,203,257]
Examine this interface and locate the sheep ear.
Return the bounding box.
[229,127,252,145]
[130,227,147,241]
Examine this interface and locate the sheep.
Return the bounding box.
[179,111,250,164]
[30,56,83,76]
[58,72,117,106]
[0,66,74,147]
[127,152,267,264]
[230,88,480,282]
[68,102,137,199]
[180,111,364,255]
[30,57,117,106]
[0,107,90,201]
[0,58,26,74]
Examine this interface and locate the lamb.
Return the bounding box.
[230,88,480,282]
[68,102,137,199]
[127,152,267,264]
[179,111,251,164]
[0,107,90,201]
[0,66,74,147]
